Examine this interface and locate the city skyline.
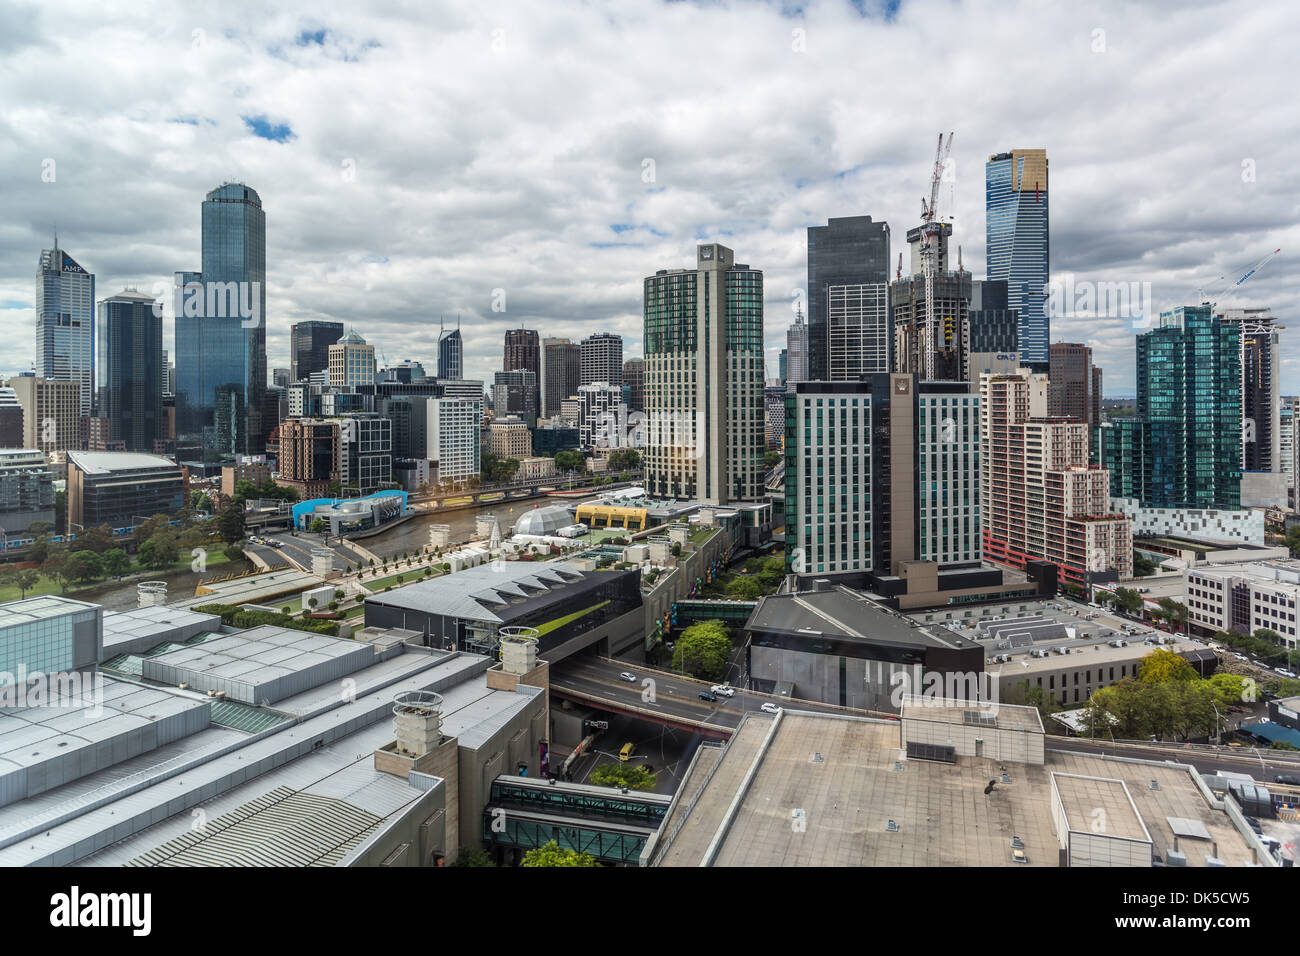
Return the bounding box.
[1,1,1296,394]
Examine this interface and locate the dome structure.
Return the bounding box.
[513,505,575,536]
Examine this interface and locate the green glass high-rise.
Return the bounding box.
[1100,305,1240,510]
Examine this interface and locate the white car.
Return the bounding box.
[710,685,735,697]
[760,702,780,714]
[619,672,637,682]
[1235,654,1249,662]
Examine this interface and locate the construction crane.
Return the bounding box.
[1196,248,1281,310]
[920,131,954,224]
[918,131,954,381]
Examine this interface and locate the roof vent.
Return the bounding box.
[1149,779,1160,790]
[886,820,899,832]
[1010,836,1024,849]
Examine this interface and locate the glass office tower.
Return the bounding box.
[438,324,463,380]
[290,320,344,382]
[97,290,163,452]
[35,240,95,418]
[175,183,267,456]
[806,216,890,381]
[1100,305,1241,510]
[985,149,1049,366]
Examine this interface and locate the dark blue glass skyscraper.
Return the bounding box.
[97,290,163,452]
[806,216,890,381]
[175,183,267,456]
[985,149,1049,366]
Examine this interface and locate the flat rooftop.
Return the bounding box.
[647,711,1261,868]
[1053,773,1151,843]
[900,696,1044,734]
[67,451,179,474]
[0,594,99,630]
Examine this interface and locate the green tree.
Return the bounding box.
[101,548,131,579]
[451,847,496,867]
[15,569,41,598]
[215,502,245,544]
[42,549,71,593]
[764,450,783,469]
[1113,587,1144,616]
[1286,524,1300,558]
[520,841,599,867]
[310,517,328,534]
[137,533,179,570]
[671,619,732,681]
[554,450,584,473]
[66,550,103,584]
[590,762,658,791]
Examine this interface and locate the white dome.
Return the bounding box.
[513,505,575,536]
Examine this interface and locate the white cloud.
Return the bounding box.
[0,0,1297,393]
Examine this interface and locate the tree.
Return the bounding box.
[223,543,245,562]
[671,619,732,681]
[554,450,584,473]
[66,550,103,584]
[16,569,41,598]
[1155,597,1188,634]
[764,450,783,469]
[215,502,245,544]
[1287,524,1300,558]
[590,762,657,791]
[1138,647,1197,684]
[520,841,599,867]
[132,514,170,547]
[310,517,328,534]
[42,549,70,592]
[77,525,115,554]
[450,847,496,867]
[1113,587,1144,616]
[137,533,179,570]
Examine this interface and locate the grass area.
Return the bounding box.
[534,600,610,638]
[361,567,440,592]
[0,549,238,603]
[342,603,367,619]
[689,526,717,545]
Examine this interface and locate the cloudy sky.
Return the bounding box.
[1,0,1297,395]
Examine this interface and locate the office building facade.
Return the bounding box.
[643,243,765,504]
[0,449,56,536]
[806,216,890,381]
[580,332,623,387]
[541,338,581,419]
[827,283,889,380]
[35,241,95,419]
[786,307,809,383]
[174,183,268,455]
[622,358,645,413]
[985,149,1050,365]
[1100,305,1241,511]
[96,290,164,453]
[328,331,377,388]
[438,323,463,381]
[290,321,344,382]
[1048,342,1103,437]
[66,451,185,530]
[6,375,81,456]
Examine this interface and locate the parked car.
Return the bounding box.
[619,672,637,682]
[760,701,780,714]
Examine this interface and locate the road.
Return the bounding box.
[1044,735,1300,778]
[551,656,890,731]
[248,530,373,574]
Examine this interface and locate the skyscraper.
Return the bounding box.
[643,243,764,504]
[1218,308,1281,475]
[784,375,981,579]
[35,239,95,418]
[438,319,463,380]
[806,216,890,381]
[328,331,376,387]
[503,328,540,419]
[1048,342,1103,437]
[175,183,267,456]
[622,358,645,413]
[891,228,971,383]
[827,284,889,380]
[1099,305,1241,511]
[985,149,1049,366]
[290,321,344,382]
[981,368,1131,588]
[96,290,163,452]
[785,307,809,382]
[541,338,581,419]
[580,332,623,387]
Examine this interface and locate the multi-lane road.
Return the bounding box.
[550,656,891,733]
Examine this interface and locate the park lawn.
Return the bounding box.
[0,548,237,603]
[342,603,367,619]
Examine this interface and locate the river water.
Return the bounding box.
[360,495,565,559]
